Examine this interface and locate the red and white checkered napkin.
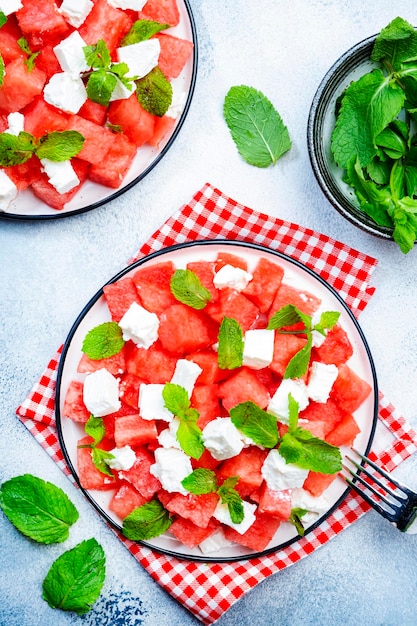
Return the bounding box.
[17,183,417,624]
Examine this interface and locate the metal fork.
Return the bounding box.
[344,449,417,534]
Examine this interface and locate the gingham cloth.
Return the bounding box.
[17,183,417,624]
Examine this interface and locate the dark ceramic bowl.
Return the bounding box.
[307,35,394,240]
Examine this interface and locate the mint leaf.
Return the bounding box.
[289,508,308,536]
[36,130,85,162]
[0,131,36,166]
[86,68,118,107]
[177,419,205,459]
[0,474,79,544]
[371,16,417,70]
[0,12,7,28]
[17,36,40,71]
[0,53,4,87]
[84,416,106,446]
[230,401,278,448]
[42,538,106,615]
[284,335,312,380]
[331,69,405,168]
[82,321,125,360]
[217,317,243,370]
[136,66,173,117]
[121,19,170,45]
[267,303,310,331]
[170,268,212,310]
[162,383,203,459]
[224,85,291,167]
[181,468,218,494]
[84,39,111,69]
[122,499,172,540]
[313,311,340,335]
[287,393,299,433]
[279,429,342,474]
[91,447,115,477]
[218,477,244,524]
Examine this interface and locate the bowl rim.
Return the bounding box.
[307,33,395,240]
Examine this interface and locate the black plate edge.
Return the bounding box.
[55,239,379,562]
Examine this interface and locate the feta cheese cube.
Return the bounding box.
[83,368,121,417]
[116,39,161,79]
[0,170,18,212]
[267,378,310,423]
[107,0,147,9]
[109,78,135,102]
[213,264,253,291]
[139,383,173,422]
[291,487,329,523]
[59,0,94,28]
[53,31,90,76]
[150,447,193,495]
[199,528,233,555]
[44,72,88,114]
[105,445,136,471]
[0,0,23,15]
[202,417,244,461]
[308,361,338,403]
[40,158,80,194]
[261,449,309,490]
[242,329,275,370]
[166,90,187,119]
[213,500,257,534]
[170,359,202,396]
[6,112,24,135]
[157,418,181,450]
[118,301,159,349]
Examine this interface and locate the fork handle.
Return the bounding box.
[399,506,417,534]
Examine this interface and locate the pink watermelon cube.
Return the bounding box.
[103,276,141,322]
[0,57,46,113]
[109,482,147,519]
[114,414,158,448]
[158,304,217,355]
[88,131,136,188]
[218,367,271,412]
[107,95,155,148]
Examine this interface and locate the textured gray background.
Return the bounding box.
[2,1,417,624]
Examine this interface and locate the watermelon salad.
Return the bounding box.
[58,243,375,558]
[0,0,194,214]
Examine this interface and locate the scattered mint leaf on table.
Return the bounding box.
[81,321,125,360]
[224,85,291,167]
[170,268,212,309]
[122,499,172,541]
[42,538,106,615]
[0,474,79,544]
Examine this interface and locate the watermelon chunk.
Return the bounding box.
[117,446,161,499]
[258,485,292,521]
[270,332,308,378]
[78,99,108,126]
[217,447,268,498]
[126,340,177,383]
[77,436,117,491]
[31,158,90,210]
[0,14,25,63]
[270,283,322,318]
[88,131,136,188]
[206,288,259,331]
[23,96,70,136]
[223,511,281,552]
[132,261,177,315]
[186,260,219,304]
[16,0,70,49]
[215,252,248,271]
[62,379,90,423]
[303,471,338,497]
[109,482,147,519]
[114,414,158,448]
[325,413,361,447]
[77,350,126,376]
[65,114,114,165]
[218,367,271,412]
[107,95,155,147]
[78,0,133,53]
[103,276,141,322]
[192,384,221,430]
[155,32,194,79]
[169,517,219,549]
[243,257,285,313]
[158,304,217,355]
[139,0,180,27]
[149,114,175,148]
[5,155,41,190]
[165,492,219,528]
[312,324,353,366]
[299,398,344,436]
[330,363,372,414]
[186,350,225,385]
[0,57,46,113]
[119,372,143,409]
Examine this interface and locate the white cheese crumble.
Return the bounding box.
[40,159,80,194]
[212,500,257,534]
[138,383,173,422]
[267,379,310,423]
[158,417,181,449]
[150,447,193,495]
[0,170,18,212]
[242,328,275,370]
[166,90,187,119]
[44,72,88,114]
[199,528,233,555]
[6,112,25,135]
[105,445,136,471]
[116,39,161,79]
[307,361,338,403]
[261,449,309,490]
[291,487,329,523]
[170,358,202,396]
[109,78,135,102]
[213,264,253,291]
[202,417,244,461]
[0,0,23,15]
[83,368,121,417]
[59,0,93,28]
[118,301,159,349]
[107,0,147,9]
[53,31,90,76]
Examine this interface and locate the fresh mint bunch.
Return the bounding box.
[267,304,340,379]
[170,268,212,309]
[162,383,204,459]
[81,321,125,360]
[0,130,84,166]
[224,85,291,167]
[182,469,244,524]
[331,16,417,253]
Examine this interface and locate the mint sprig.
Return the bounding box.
[136,66,173,117]
[162,383,204,459]
[289,508,308,536]
[224,85,291,168]
[229,401,279,448]
[0,474,79,544]
[42,538,106,615]
[217,316,243,370]
[122,499,172,540]
[0,130,84,167]
[182,469,244,524]
[81,321,125,360]
[121,19,170,46]
[18,36,40,71]
[267,304,340,379]
[83,39,136,106]
[79,417,115,477]
[170,268,212,310]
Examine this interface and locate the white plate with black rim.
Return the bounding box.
[1,0,197,221]
[56,240,378,562]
